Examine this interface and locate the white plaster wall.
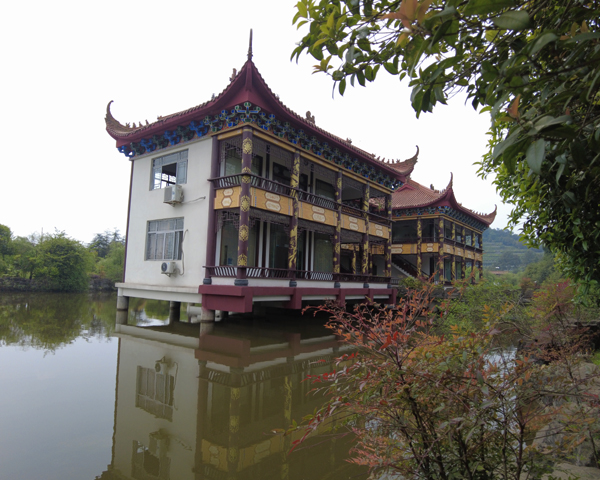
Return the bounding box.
[113,334,201,480]
[124,137,213,289]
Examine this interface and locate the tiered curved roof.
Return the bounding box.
[105,40,414,186]
[392,174,496,227]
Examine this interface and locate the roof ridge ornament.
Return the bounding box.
[248,29,253,61]
[446,172,454,191]
[105,100,135,132]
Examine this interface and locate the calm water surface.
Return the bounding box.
[0,293,364,480]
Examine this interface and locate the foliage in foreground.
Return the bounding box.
[288,284,600,479]
[292,0,600,288]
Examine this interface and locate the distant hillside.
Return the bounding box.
[482,228,544,272]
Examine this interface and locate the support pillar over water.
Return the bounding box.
[116,295,129,325]
[169,301,181,323]
[116,295,129,311]
[187,304,215,323]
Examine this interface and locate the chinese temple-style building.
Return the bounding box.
[390,171,496,284]
[105,34,494,321]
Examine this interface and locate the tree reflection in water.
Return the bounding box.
[0,292,116,352]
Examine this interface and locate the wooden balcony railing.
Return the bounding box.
[297,191,337,210]
[210,175,391,227]
[204,266,391,284]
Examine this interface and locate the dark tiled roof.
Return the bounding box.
[392,174,496,225]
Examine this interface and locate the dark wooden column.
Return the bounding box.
[384,193,392,278]
[333,171,343,276]
[478,233,484,280]
[451,223,456,281]
[416,218,423,276]
[461,226,466,279]
[361,183,370,280]
[287,151,300,285]
[235,128,253,286]
[437,217,445,282]
[227,368,243,480]
[204,136,221,284]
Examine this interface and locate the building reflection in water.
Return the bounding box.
[100,315,364,480]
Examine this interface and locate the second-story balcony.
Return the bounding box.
[210,174,391,236]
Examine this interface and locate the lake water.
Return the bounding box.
[0,293,364,480]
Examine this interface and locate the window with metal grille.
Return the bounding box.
[146,218,184,261]
[151,150,188,190]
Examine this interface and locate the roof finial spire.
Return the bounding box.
[248,29,253,60]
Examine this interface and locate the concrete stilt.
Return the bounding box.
[199,322,214,335]
[169,301,181,323]
[116,295,129,311]
[187,304,215,324]
[200,306,215,322]
[116,310,128,326]
[116,295,129,326]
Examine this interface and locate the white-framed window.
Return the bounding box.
[151,150,188,190]
[146,218,184,261]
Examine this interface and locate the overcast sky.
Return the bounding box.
[1,0,510,243]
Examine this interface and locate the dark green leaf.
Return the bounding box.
[464,0,516,16]
[384,62,398,75]
[357,70,366,86]
[526,139,546,174]
[492,11,530,30]
[528,32,557,55]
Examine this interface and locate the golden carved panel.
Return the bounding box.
[391,244,417,254]
[298,202,336,226]
[369,222,389,239]
[341,214,366,233]
[215,186,241,210]
[252,188,292,216]
[421,243,439,253]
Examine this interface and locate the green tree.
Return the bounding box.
[35,232,95,292]
[10,236,38,279]
[88,228,124,259]
[497,251,522,271]
[292,0,600,287]
[523,250,561,284]
[0,224,13,259]
[96,241,125,283]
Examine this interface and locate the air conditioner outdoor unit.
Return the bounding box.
[149,430,169,457]
[161,262,177,276]
[164,185,183,205]
[155,360,169,375]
